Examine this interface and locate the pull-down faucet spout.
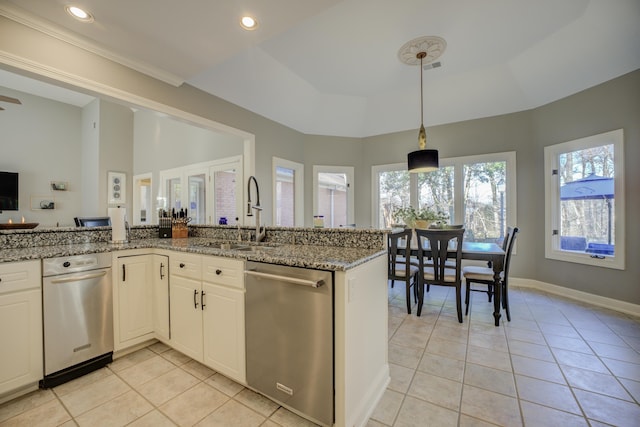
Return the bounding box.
[247,175,260,216]
[247,176,265,242]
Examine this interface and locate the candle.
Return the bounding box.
[8,219,12,224]
[21,216,25,223]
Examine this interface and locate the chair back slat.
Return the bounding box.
[388,228,412,277]
[415,228,464,284]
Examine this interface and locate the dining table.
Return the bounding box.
[403,240,506,326]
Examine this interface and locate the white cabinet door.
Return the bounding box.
[0,288,42,395]
[202,282,245,383]
[169,275,203,361]
[153,254,170,342]
[0,260,42,396]
[116,254,153,345]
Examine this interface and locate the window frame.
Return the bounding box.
[158,155,243,225]
[272,157,304,227]
[313,165,354,227]
[544,129,625,270]
[372,152,517,241]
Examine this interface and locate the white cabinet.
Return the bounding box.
[169,253,203,360]
[114,251,171,350]
[115,252,170,350]
[169,253,245,382]
[202,257,245,383]
[0,260,42,397]
[116,254,153,344]
[152,254,170,342]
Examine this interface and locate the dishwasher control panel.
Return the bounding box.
[43,252,112,276]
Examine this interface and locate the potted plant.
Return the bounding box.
[392,205,448,229]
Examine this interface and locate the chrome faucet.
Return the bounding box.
[247,176,265,242]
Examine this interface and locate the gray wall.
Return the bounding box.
[531,71,640,304]
[133,109,243,174]
[0,15,638,305]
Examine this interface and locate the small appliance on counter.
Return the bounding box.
[108,206,128,243]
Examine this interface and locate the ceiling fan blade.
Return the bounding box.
[0,95,22,104]
[0,106,5,111]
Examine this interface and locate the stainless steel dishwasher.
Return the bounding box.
[245,262,333,427]
[41,252,113,388]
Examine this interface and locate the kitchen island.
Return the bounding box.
[0,226,389,427]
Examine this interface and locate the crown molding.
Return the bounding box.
[0,3,184,87]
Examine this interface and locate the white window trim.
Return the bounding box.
[544,129,625,270]
[373,152,517,233]
[132,172,152,225]
[272,157,304,227]
[158,155,243,225]
[371,163,408,229]
[313,165,355,227]
[440,152,517,228]
[208,156,243,225]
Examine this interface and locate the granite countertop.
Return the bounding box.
[0,237,385,271]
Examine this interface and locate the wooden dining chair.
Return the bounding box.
[415,228,465,322]
[388,228,420,314]
[463,227,519,321]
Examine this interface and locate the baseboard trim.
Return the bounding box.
[511,277,640,317]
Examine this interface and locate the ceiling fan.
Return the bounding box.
[0,94,22,111]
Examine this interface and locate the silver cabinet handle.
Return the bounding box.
[51,270,108,284]
[245,270,324,288]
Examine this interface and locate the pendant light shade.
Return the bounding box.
[399,38,444,173]
[408,148,439,172]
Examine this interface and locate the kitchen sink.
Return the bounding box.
[196,241,279,252]
[234,244,279,252]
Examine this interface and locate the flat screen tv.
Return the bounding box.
[0,172,19,211]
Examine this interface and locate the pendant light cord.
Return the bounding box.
[420,54,424,125]
[417,51,427,150]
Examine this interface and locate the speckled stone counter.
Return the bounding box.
[0,226,386,271]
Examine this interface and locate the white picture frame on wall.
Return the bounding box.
[107,171,126,205]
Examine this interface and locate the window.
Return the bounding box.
[132,173,152,225]
[545,129,625,269]
[313,166,354,228]
[209,158,243,226]
[158,155,243,225]
[372,164,410,229]
[373,152,516,244]
[273,157,304,227]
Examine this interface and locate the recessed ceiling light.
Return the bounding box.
[240,16,258,30]
[65,5,94,23]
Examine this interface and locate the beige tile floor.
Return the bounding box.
[1,284,639,426]
[368,283,640,427]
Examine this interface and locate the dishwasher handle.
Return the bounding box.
[245,269,325,288]
[50,270,108,284]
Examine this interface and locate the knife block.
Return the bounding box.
[172,219,189,239]
[159,218,172,238]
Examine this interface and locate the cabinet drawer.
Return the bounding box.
[0,260,41,294]
[170,253,202,280]
[202,256,244,289]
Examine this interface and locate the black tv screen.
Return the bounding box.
[0,172,19,211]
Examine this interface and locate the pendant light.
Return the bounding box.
[398,36,446,173]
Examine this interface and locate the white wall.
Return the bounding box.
[0,86,82,226]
